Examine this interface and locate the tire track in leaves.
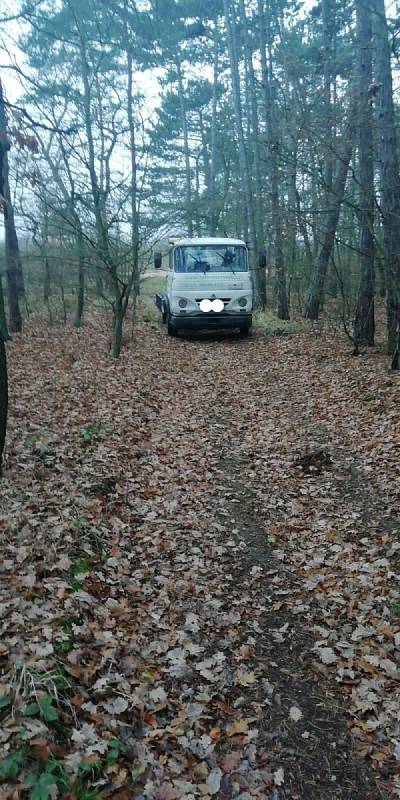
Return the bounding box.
[147,329,386,798]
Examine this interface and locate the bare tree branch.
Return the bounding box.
[0,1,41,24]
[4,99,78,135]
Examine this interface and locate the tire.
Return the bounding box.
[239,325,250,337]
[162,303,168,324]
[167,314,178,337]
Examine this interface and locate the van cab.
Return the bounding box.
[154,237,253,336]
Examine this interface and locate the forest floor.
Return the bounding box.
[1,286,400,800]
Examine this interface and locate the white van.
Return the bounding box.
[154,237,253,336]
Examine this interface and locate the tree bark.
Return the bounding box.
[209,30,219,236]
[239,0,266,309]
[223,0,260,303]
[304,96,357,319]
[372,0,400,365]
[176,59,193,237]
[287,116,298,297]
[257,0,289,318]
[74,227,85,328]
[0,272,10,342]
[0,80,23,333]
[74,7,130,356]
[354,0,375,346]
[125,0,140,303]
[322,0,335,194]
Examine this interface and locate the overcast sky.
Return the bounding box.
[0,4,163,242]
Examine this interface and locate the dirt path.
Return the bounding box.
[146,328,389,799]
[1,320,399,798]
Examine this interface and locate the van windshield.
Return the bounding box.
[174,245,247,273]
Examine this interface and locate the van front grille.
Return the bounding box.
[195,297,231,307]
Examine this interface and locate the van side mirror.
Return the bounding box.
[154,252,162,269]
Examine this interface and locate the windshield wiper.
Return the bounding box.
[217,252,236,275]
[189,254,210,275]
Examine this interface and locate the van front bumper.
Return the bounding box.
[170,313,252,330]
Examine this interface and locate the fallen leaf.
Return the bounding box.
[289,705,303,722]
[318,647,337,665]
[226,719,249,737]
[274,767,285,786]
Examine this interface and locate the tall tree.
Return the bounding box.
[209,29,220,236]
[372,0,400,366]
[257,0,289,319]
[304,95,357,320]
[354,0,375,347]
[0,80,23,333]
[175,59,194,237]
[223,0,261,302]
[123,0,140,304]
[0,109,9,475]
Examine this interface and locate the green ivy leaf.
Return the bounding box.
[106,737,126,766]
[38,695,59,722]
[0,695,11,709]
[28,771,57,800]
[23,701,40,717]
[0,751,25,780]
[23,695,59,722]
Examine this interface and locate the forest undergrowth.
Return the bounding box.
[1,303,400,800]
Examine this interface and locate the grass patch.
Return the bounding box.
[80,420,108,443]
[55,615,82,654]
[253,309,304,336]
[139,274,167,295]
[138,273,167,324]
[0,751,103,800]
[1,664,126,799]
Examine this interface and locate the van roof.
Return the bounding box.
[173,237,246,247]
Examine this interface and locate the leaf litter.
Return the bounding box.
[0,317,399,798]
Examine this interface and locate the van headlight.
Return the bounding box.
[238,297,247,307]
[178,298,188,308]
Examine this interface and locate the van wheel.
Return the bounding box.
[162,303,168,324]
[239,326,250,337]
[167,314,178,337]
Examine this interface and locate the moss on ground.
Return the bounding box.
[138,273,167,324]
[253,309,304,336]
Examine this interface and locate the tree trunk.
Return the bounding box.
[0,81,23,333]
[199,109,211,207]
[223,0,261,305]
[112,299,124,359]
[76,24,110,264]
[176,59,193,237]
[4,210,23,333]
[44,255,53,324]
[257,0,289,318]
[125,0,140,301]
[74,228,85,328]
[239,0,266,309]
[75,14,130,356]
[296,186,313,268]
[209,31,219,236]
[0,272,9,342]
[322,0,335,194]
[287,120,298,299]
[372,0,400,365]
[304,96,357,319]
[354,0,375,346]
